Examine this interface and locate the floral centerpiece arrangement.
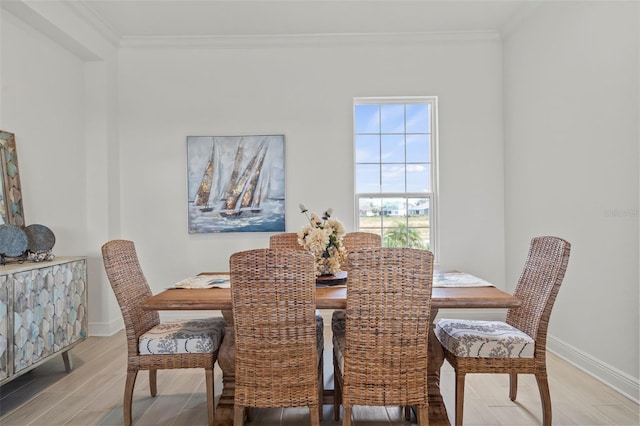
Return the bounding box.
[297,203,346,276]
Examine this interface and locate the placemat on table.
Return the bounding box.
[170,275,230,289]
[433,272,494,287]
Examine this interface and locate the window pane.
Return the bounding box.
[381,134,404,163]
[381,104,405,133]
[406,104,430,133]
[406,164,430,193]
[358,197,382,229]
[408,198,429,220]
[355,104,379,133]
[382,198,408,247]
[381,164,405,192]
[355,134,380,163]
[408,197,430,250]
[356,164,380,193]
[381,198,406,219]
[406,134,429,163]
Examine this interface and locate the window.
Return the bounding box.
[354,97,437,253]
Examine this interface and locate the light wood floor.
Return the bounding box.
[1,329,638,425]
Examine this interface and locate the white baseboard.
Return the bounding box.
[88,311,224,336]
[89,317,123,336]
[547,335,639,404]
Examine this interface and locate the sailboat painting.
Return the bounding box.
[187,135,285,233]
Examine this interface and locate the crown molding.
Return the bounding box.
[119,31,501,50]
[500,2,542,38]
[62,0,120,47]
[1,0,101,60]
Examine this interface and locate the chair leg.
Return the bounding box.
[205,367,215,426]
[405,405,411,421]
[310,405,320,426]
[149,369,157,396]
[509,373,518,401]
[124,370,138,426]
[233,406,245,425]
[536,373,552,426]
[342,406,352,426]
[416,406,429,426]
[454,371,466,426]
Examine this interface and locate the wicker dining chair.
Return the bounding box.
[269,232,305,251]
[342,232,382,270]
[330,231,381,379]
[101,240,226,426]
[435,236,571,426]
[269,231,325,400]
[333,247,434,425]
[230,248,323,425]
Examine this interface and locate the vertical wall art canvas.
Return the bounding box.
[187,135,285,233]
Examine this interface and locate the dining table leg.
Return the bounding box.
[215,310,237,426]
[428,308,452,425]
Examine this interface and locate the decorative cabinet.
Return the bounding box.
[0,256,87,384]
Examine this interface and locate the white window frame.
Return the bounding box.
[353,96,439,260]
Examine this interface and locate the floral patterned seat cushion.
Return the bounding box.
[332,333,346,375]
[315,313,324,355]
[331,309,346,338]
[435,319,535,358]
[139,317,226,355]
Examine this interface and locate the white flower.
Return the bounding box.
[298,204,346,276]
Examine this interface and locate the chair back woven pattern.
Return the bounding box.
[343,247,433,407]
[343,232,381,251]
[230,248,319,408]
[342,232,381,271]
[506,236,571,349]
[102,239,160,357]
[269,232,304,250]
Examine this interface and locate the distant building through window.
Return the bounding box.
[354,97,438,253]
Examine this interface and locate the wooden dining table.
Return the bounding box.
[142,272,520,426]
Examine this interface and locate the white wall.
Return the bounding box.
[503,2,639,400]
[1,11,86,247]
[0,2,121,335]
[117,36,506,292]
